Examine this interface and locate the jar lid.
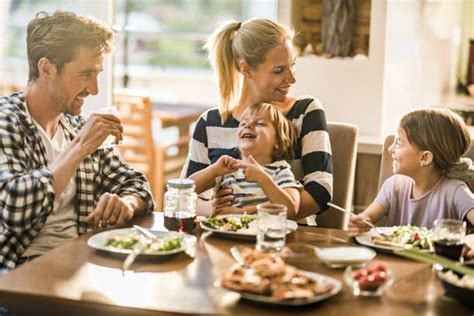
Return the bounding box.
[167,178,195,189]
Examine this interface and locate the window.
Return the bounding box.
[113,0,277,105]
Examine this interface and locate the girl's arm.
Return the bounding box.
[348,201,385,236]
[465,208,474,225]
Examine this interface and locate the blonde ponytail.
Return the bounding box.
[205,21,241,123]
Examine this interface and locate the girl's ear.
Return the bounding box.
[239,59,252,79]
[420,151,434,167]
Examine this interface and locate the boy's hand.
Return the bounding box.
[212,155,240,176]
[347,213,372,237]
[235,155,267,184]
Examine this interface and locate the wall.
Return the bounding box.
[381,0,464,136]
[290,0,387,137]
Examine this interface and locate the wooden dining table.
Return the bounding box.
[0,212,471,316]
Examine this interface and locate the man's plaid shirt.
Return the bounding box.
[0,92,155,269]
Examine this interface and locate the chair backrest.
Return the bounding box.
[378,135,395,190]
[113,89,156,196]
[316,122,358,229]
[378,134,474,191]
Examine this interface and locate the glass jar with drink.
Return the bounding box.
[163,179,197,233]
[433,219,466,261]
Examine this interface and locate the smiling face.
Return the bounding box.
[246,40,296,104]
[388,128,424,176]
[48,46,104,116]
[237,110,277,164]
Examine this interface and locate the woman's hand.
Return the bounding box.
[212,205,244,216]
[347,213,372,237]
[212,187,235,213]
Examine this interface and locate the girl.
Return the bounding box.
[350,108,474,233]
[189,103,302,218]
[183,18,332,225]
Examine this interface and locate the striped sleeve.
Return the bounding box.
[295,98,333,213]
[272,161,303,190]
[184,110,212,177]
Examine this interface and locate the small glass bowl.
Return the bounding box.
[344,265,394,297]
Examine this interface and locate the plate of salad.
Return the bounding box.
[355,225,434,253]
[200,214,298,239]
[87,228,197,256]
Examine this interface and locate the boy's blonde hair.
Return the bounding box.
[400,108,474,181]
[241,103,297,161]
[205,18,294,123]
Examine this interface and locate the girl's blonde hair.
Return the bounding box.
[241,103,297,161]
[205,18,294,123]
[400,108,474,181]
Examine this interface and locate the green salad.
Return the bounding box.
[373,225,434,251]
[202,215,255,232]
[104,233,183,253]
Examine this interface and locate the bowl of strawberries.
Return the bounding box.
[344,261,394,296]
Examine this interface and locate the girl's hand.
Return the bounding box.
[462,234,474,260]
[213,155,240,176]
[235,155,267,184]
[348,214,372,237]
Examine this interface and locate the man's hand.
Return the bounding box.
[74,113,123,156]
[85,193,136,228]
[234,155,267,184]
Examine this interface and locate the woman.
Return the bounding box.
[183,18,332,224]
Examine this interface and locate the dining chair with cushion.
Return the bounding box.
[316,122,358,229]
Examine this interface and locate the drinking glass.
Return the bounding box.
[93,106,119,148]
[433,219,466,261]
[256,203,287,252]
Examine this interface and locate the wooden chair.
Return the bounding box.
[316,122,359,229]
[113,89,156,200]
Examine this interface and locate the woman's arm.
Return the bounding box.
[292,98,333,219]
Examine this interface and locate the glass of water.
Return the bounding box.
[93,106,119,149]
[256,203,287,252]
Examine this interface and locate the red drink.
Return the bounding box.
[164,211,196,233]
[434,239,464,261]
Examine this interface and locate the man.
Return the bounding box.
[0,11,154,271]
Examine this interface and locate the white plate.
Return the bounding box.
[87,228,197,256]
[200,214,298,238]
[216,270,341,306]
[317,246,377,268]
[355,227,433,253]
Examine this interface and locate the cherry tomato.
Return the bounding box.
[370,262,387,272]
[371,271,387,283]
[352,268,369,280]
[358,275,384,291]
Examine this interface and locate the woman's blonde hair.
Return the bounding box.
[205,18,294,123]
[241,102,297,161]
[400,108,474,181]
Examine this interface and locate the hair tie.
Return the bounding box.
[236,22,242,31]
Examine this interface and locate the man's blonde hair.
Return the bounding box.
[241,103,297,161]
[27,11,114,82]
[205,18,294,123]
[400,108,474,181]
